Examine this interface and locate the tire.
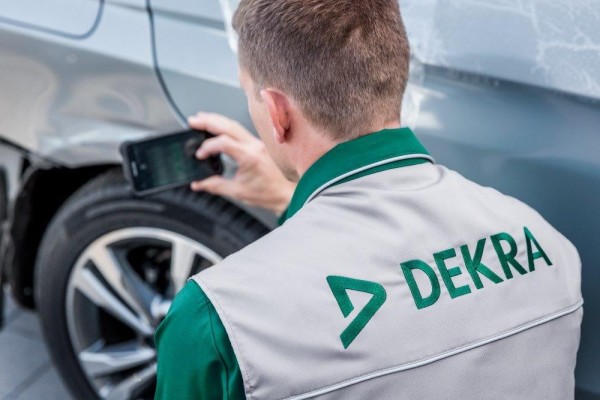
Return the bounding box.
[35,169,269,400]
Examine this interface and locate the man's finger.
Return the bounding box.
[191,176,239,199]
[195,136,247,162]
[188,112,253,143]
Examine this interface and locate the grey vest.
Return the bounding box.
[194,163,582,400]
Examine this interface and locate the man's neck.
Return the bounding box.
[294,119,402,179]
[294,134,337,179]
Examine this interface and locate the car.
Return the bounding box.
[0,0,598,399]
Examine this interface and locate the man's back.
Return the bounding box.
[195,159,582,399]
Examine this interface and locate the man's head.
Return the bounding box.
[234,0,411,179]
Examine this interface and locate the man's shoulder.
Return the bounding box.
[200,209,321,270]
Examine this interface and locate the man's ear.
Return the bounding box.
[260,89,291,144]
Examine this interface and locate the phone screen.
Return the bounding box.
[122,130,222,195]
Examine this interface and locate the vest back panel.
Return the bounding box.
[195,163,582,400]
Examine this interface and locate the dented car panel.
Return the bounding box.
[0,0,181,167]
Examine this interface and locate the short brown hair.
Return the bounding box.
[233,0,411,140]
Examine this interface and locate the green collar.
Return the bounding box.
[278,128,434,225]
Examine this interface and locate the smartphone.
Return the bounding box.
[120,130,223,196]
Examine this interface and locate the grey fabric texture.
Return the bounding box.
[310,309,582,400]
[194,163,583,400]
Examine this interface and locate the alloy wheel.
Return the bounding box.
[65,227,222,399]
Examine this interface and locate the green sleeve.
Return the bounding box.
[155,280,245,400]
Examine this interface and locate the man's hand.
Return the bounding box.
[189,112,295,216]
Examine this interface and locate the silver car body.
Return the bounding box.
[0,0,598,397]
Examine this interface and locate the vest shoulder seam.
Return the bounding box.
[284,300,584,400]
[207,296,233,400]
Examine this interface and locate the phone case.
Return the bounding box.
[120,131,223,197]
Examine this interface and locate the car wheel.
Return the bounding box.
[35,170,269,400]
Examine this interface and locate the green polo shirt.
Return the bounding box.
[155,128,432,399]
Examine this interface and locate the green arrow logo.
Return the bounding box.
[327,276,387,349]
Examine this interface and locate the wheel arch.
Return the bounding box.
[6,161,277,309]
[6,163,116,309]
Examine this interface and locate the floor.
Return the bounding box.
[0,290,72,400]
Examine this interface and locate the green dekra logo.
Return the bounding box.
[327,276,387,349]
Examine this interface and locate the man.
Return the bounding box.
[155,0,582,399]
